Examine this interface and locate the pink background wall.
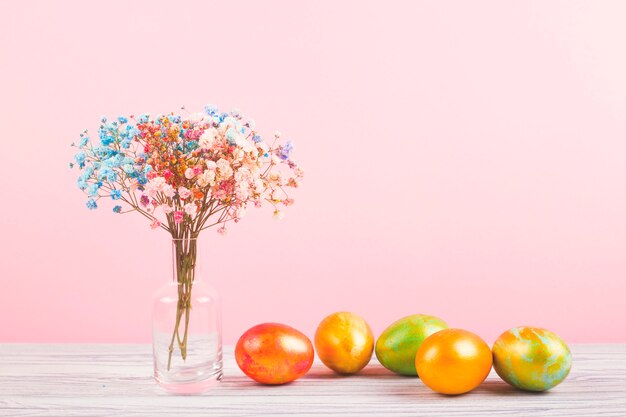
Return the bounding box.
[1,0,625,345]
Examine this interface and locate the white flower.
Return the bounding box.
[184,203,198,217]
[257,142,269,154]
[236,182,250,200]
[232,148,245,162]
[199,127,218,150]
[269,172,283,185]
[184,168,196,179]
[271,189,283,201]
[162,205,174,214]
[216,158,233,179]
[162,184,175,198]
[223,116,238,128]
[206,160,217,170]
[254,178,265,193]
[196,175,208,188]
[187,112,207,123]
[236,136,256,153]
[196,170,215,187]
[236,207,247,219]
[234,167,251,183]
[273,210,284,220]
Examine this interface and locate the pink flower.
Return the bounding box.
[184,168,196,179]
[162,205,174,214]
[178,187,191,199]
[282,198,294,206]
[145,177,167,197]
[193,166,203,176]
[184,203,197,217]
[162,184,175,198]
[150,219,161,229]
[217,226,227,235]
[174,211,184,224]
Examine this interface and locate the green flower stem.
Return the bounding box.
[166,234,197,371]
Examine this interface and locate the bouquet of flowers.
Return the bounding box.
[70,105,303,369]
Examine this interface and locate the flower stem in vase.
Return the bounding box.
[167,237,197,370]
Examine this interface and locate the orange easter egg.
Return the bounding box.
[314,312,374,374]
[235,323,314,385]
[415,328,492,395]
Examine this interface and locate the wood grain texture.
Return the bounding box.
[0,344,624,416]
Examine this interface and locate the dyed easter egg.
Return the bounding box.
[235,323,314,385]
[415,328,492,395]
[492,326,572,392]
[314,312,374,374]
[375,314,448,376]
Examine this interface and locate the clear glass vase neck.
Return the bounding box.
[171,237,200,284]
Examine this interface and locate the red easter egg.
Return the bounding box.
[235,323,314,385]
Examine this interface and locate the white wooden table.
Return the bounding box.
[0,344,625,416]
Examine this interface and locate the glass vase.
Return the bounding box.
[152,237,223,394]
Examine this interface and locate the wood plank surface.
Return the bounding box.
[0,344,624,416]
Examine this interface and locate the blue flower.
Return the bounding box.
[111,189,122,200]
[279,141,293,161]
[94,146,113,159]
[103,154,122,168]
[123,125,139,141]
[97,168,108,181]
[79,135,89,147]
[226,128,238,145]
[117,116,128,124]
[168,115,181,123]
[113,205,122,213]
[101,116,107,123]
[86,199,98,210]
[83,165,95,178]
[99,132,114,146]
[77,177,88,190]
[87,183,99,197]
[122,164,136,174]
[74,151,86,166]
[204,105,218,115]
[253,135,262,143]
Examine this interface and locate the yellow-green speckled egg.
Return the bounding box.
[375,314,448,376]
[492,326,572,392]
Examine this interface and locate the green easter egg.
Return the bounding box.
[375,314,448,376]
